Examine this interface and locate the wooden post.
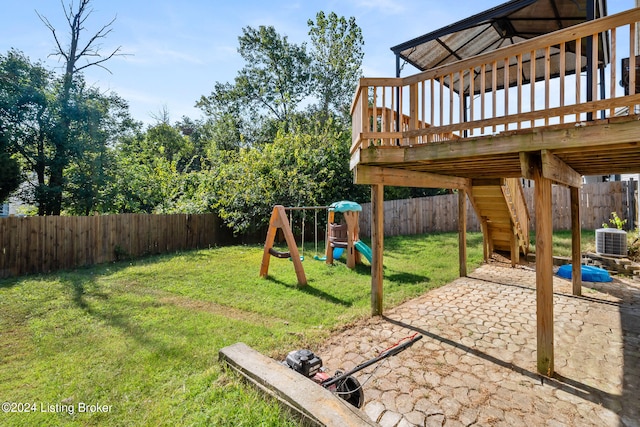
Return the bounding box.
[510,225,520,267]
[409,83,419,145]
[344,211,361,269]
[458,189,467,277]
[534,166,554,376]
[260,205,307,286]
[325,210,335,265]
[627,179,636,230]
[480,220,490,262]
[260,212,279,279]
[571,187,582,296]
[371,185,384,316]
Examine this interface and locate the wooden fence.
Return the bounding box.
[0,213,222,279]
[359,181,637,238]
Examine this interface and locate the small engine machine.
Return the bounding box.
[284,349,323,378]
[283,348,364,408]
[282,334,422,409]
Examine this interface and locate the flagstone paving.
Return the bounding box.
[317,262,640,426]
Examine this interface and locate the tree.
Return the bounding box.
[0,49,137,216]
[63,88,138,215]
[236,25,310,125]
[0,50,54,212]
[209,119,367,235]
[37,0,123,215]
[105,117,209,214]
[0,137,21,203]
[307,11,364,122]
[196,82,247,151]
[198,26,310,146]
[0,50,40,202]
[106,131,178,214]
[195,12,367,233]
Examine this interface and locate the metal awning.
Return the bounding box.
[391,0,609,94]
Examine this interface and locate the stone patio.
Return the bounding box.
[317,263,640,426]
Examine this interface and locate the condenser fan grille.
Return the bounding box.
[595,228,627,256]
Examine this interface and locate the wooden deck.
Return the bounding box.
[354,115,640,181]
[351,7,640,377]
[351,9,640,178]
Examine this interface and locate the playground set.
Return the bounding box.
[259,201,372,286]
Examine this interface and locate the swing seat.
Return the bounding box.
[268,248,292,259]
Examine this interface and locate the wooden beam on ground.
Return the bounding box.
[541,150,583,188]
[219,343,376,427]
[371,184,384,316]
[354,165,470,190]
[459,189,467,277]
[571,187,582,296]
[533,164,554,376]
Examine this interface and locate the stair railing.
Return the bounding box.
[502,178,530,253]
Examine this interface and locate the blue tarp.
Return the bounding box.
[557,264,612,282]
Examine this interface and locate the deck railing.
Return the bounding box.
[351,8,640,156]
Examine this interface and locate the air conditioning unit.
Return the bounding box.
[595,228,627,257]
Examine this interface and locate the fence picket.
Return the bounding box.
[0,213,221,279]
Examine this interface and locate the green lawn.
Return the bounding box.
[0,232,484,426]
[0,229,592,426]
[528,229,596,257]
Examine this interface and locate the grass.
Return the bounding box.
[529,229,596,257]
[0,229,590,426]
[0,232,484,426]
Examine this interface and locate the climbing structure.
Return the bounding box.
[324,201,369,269]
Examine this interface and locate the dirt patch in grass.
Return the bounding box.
[158,294,289,327]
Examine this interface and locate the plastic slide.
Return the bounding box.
[354,240,373,263]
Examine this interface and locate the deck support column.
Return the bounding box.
[571,187,582,296]
[480,220,490,262]
[371,184,384,316]
[534,166,554,376]
[458,189,467,277]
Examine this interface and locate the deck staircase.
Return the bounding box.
[470,178,530,265]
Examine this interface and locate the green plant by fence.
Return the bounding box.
[0,213,220,278]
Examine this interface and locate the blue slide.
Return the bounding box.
[354,240,373,263]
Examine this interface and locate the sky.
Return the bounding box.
[0,0,634,125]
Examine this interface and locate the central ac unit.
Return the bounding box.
[595,228,627,256]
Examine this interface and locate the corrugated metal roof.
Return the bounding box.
[392,0,609,94]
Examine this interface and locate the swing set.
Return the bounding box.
[259,205,327,286]
[259,202,370,286]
